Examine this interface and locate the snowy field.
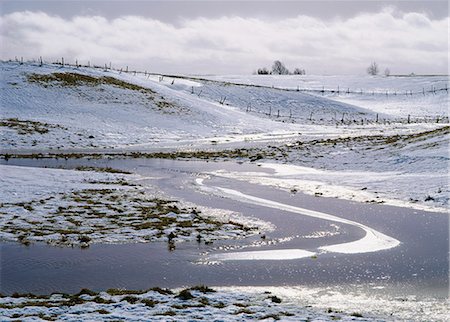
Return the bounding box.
[1,61,448,321]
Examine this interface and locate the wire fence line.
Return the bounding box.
[186,83,449,125]
[240,105,449,126]
[290,85,448,97]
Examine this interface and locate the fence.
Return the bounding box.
[291,85,448,97]
[241,105,449,126]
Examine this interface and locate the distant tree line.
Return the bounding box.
[257,60,394,76]
[367,61,391,76]
[256,60,305,75]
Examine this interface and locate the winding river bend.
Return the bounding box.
[1,158,448,301]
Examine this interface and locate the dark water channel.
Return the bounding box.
[0,158,448,299]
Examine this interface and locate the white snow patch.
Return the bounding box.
[210,249,315,261]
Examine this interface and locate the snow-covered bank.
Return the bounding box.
[207,160,448,214]
[0,164,269,246]
[0,285,447,322]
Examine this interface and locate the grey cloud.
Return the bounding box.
[0,8,447,75]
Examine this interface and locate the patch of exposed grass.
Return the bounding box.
[141,298,158,307]
[28,73,100,87]
[269,295,282,303]
[0,118,64,135]
[106,288,146,296]
[176,289,195,301]
[122,296,140,304]
[234,308,255,315]
[259,313,281,320]
[155,310,177,316]
[75,288,98,297]
[75,166,132,174]
[27,72,153,92]
[190,285,216,293]
[149,287,173,295]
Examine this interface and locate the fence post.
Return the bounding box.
[39,56,43,67]
[269,106,271,116]
[376,113,378,123]
[407,114,411,124]
[289,109,292,119]
[61,57,64,67]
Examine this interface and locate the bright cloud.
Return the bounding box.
[0,8,447,74]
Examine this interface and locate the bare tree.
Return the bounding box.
[384,68,390,76]
[272,60,290,75]
[367,62,379,75]
[293,68,305,75]
[257,67,270,75]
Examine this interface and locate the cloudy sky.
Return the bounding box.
[1,1,448,75]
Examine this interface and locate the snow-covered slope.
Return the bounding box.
[0,62,307,151]
[3,61,441,152]
[201,74,449,119]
